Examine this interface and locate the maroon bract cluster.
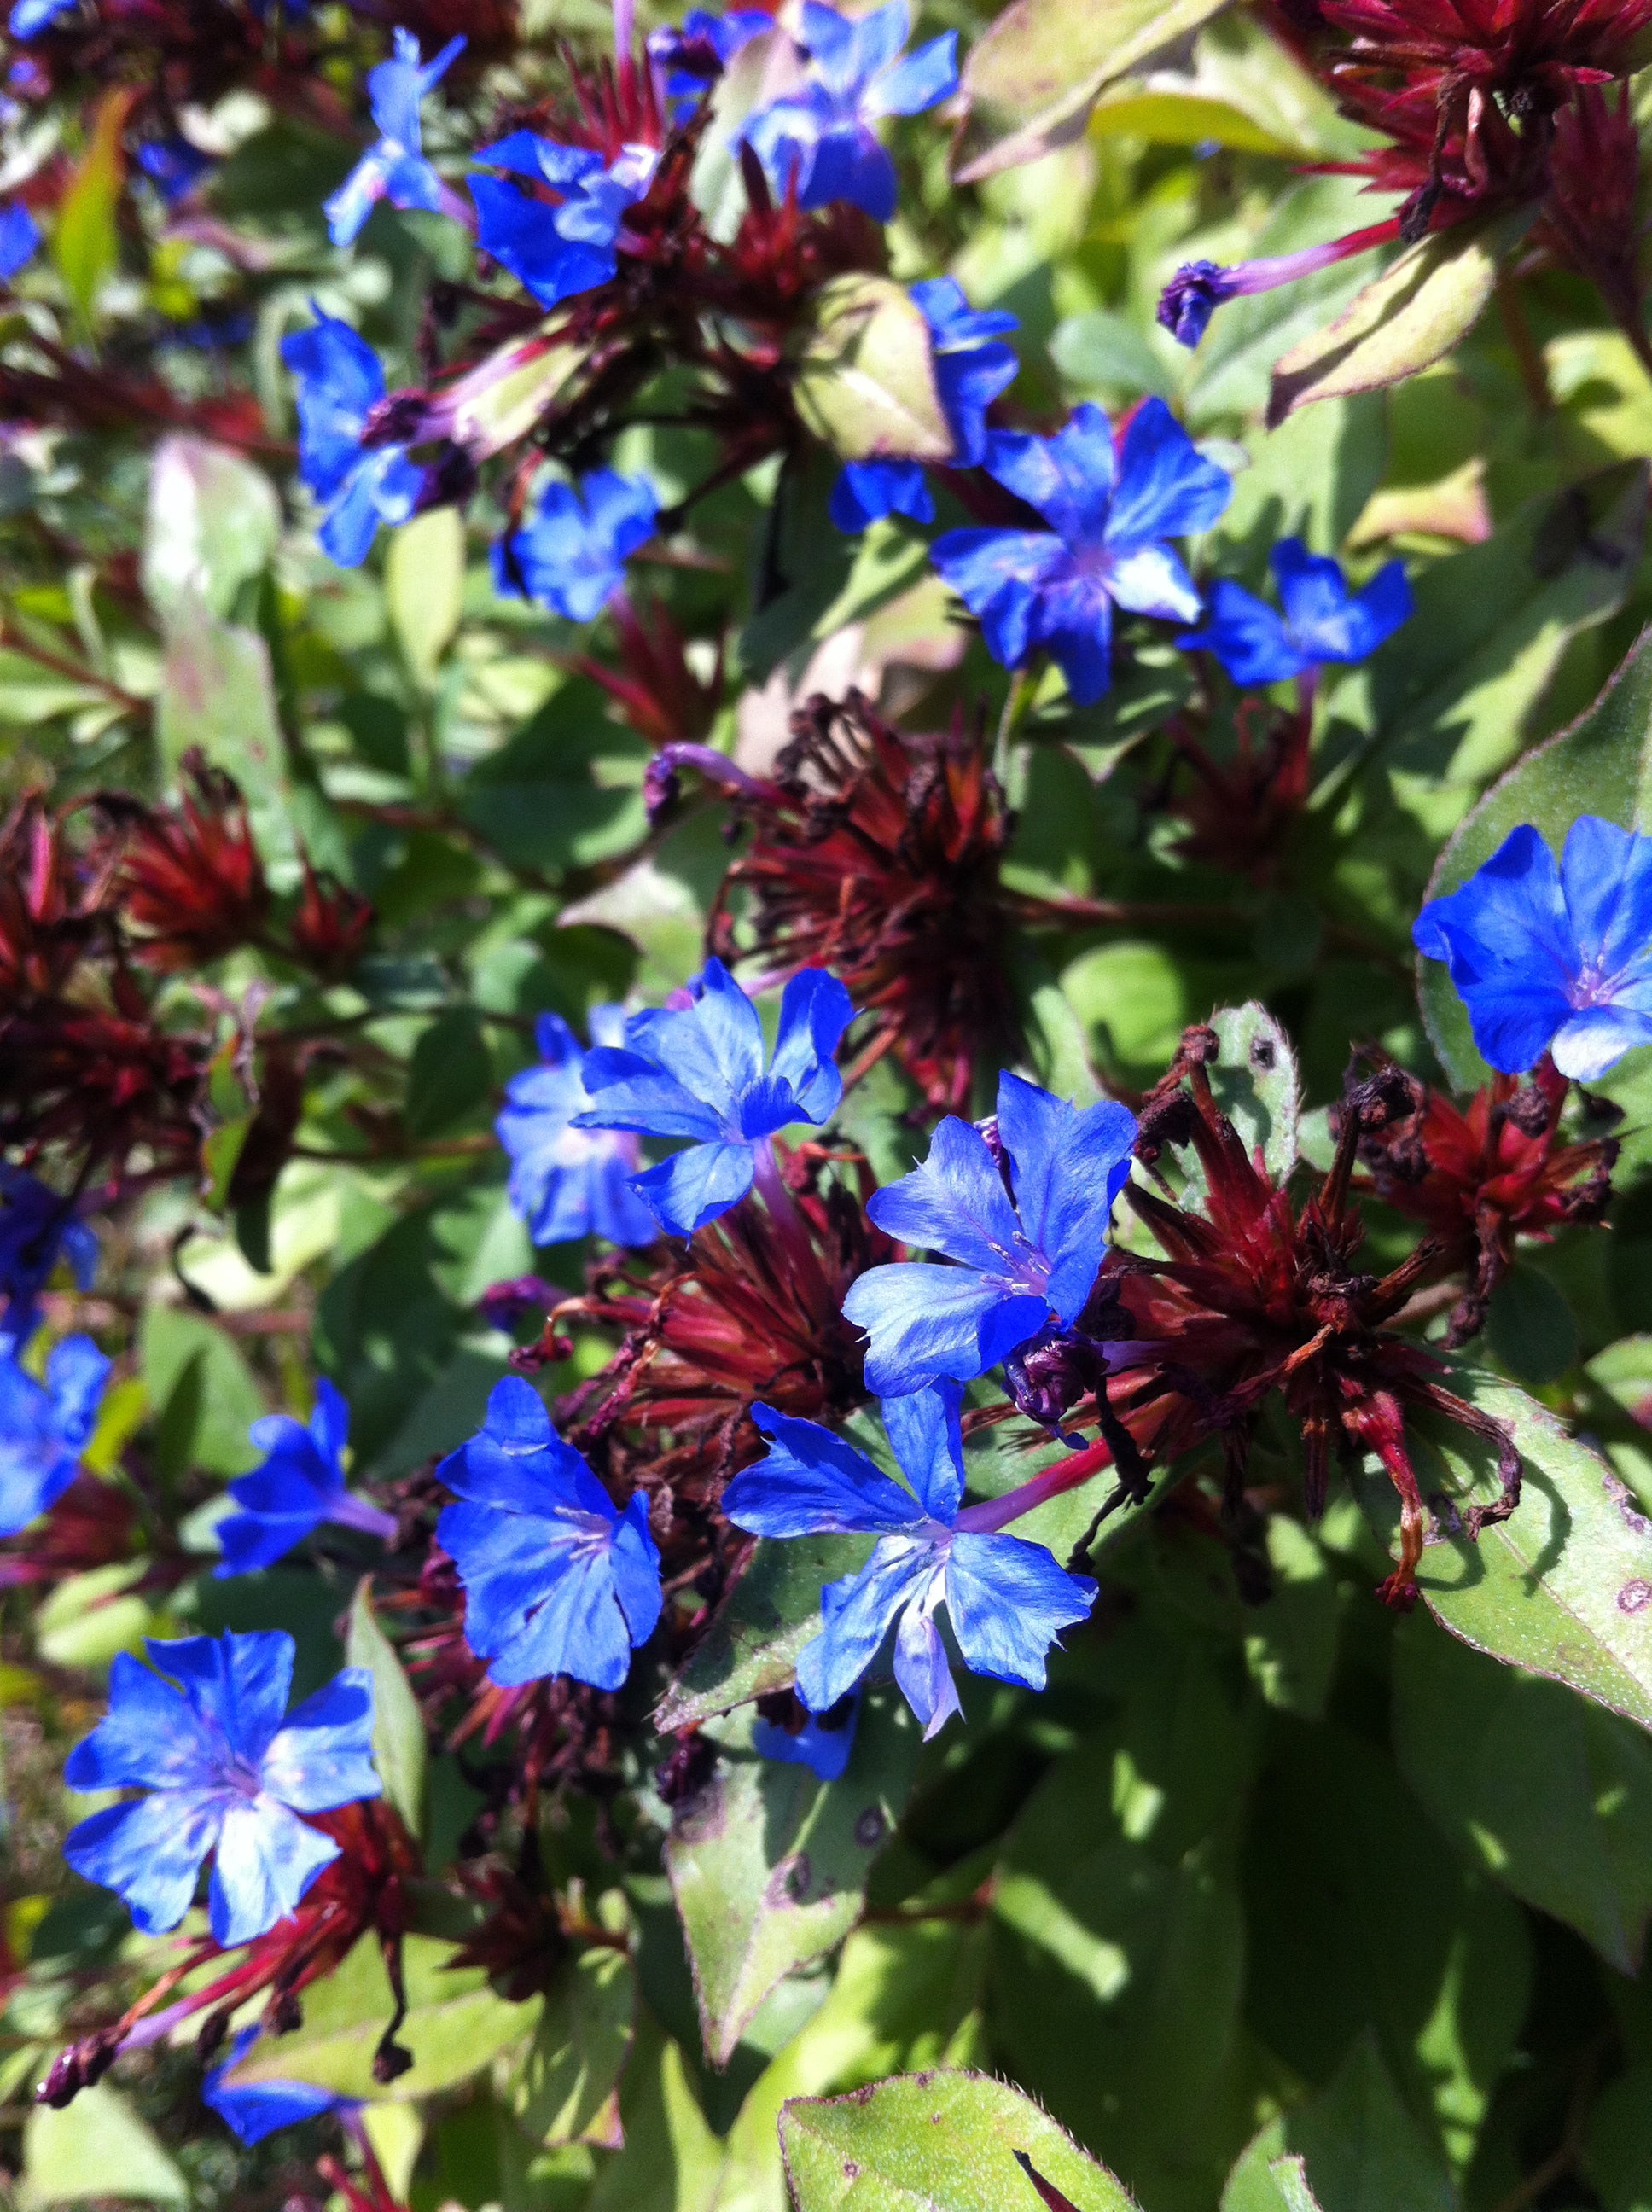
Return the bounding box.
[1162,697,1313,882]
[1103,1028,1522,1607]
[1348,1053,1616,1344]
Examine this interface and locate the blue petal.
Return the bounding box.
[323,150,393,247]
[1101,542,1201,626]
[8,0,76,33]
[151,1629,296,1766]
[1180,580,1305,685]
[753,1697,859,1780]
[631,1140,757,1235]
[63,1790,225,1934]
[280,315,383,498]
[831,459,934,532]
[1559,815,1652,991]
[864,28,958,116]
[204,2033,345,2145]
[767,967,855,1124]
[996,1074,1136,1324]
[866,1115,1029,1273]
[934,339,1018,468]
[1412,826,1578,1074]
[0,1360,79,1537]
[483,1372,556,1454]
[1551,1005,1652,1081]
[796,125,899,221]
[1103,396,1231,544]
[62,1650,226,1792]
[794,1536,937,1712]
[471,174,620,310]
[892,1599,961,1738]
[842,1262,1049,1397]
[208,1798,341,1947]
[610,1493,665,1644]
[259,1668,379,1811]
[879,1382,965,1522]
[944,1529,1094,1689]
[634,958,765,1119]
[574,1049,729,1143]
[0,201,40,280]
[475,1540,639,1690]
[723,1403,927,1535]
[1025,570,1114,704]
[930,526,1069,673]
[215,1502,329,1577]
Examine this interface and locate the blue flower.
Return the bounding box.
[1180,538,1411,684]
[0,1166,96,1353]
[574,958,856,1237]
[62,1630,378,1946]
[216,1380,396,1578]
[497,1006,659,1247]
[830,277,1020,533]
[1414,816,1652,1082]
[436,1377,662,1690]
[135,137,214,204]
[930,398,1231,705]
[203,2029,351,2146]
[742,0,957,221]
[841,1073,1137,1398]
[723,1383,1094,1737]
[281,311,424,568]
[0,1336,109,1538]
[471,133,658,310]
[753,1692,860,1780]
[323,29,466,247]
[7,0,73,36]
[492,468,660,622]
[0,200,38,282]
[649,9,771,110]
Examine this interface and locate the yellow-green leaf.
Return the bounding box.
[792,275,951,464]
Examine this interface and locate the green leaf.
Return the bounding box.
[510,1946,636,2148]
[1359,1361,1652,1733]
[155,602,298,873]
[792,276,951,464]
[143,436,281,621]
[1267,217,1528,427]
[225,1930,540,2101]
[1418,621,1652,1089]
[198,1034,256,1214]
[586,2014,722,2212]
[1394,1611,1652,1973]
[654,1533,871,1732]
[1222,2039,1452,2212]
[405,1006,492,1139]
[1485,1262,1579,1387]
[1240,1516,1341,1720]
[140,1305,265,1479]
[952,0,1228,182]
[1267,2159,1324,2212]
[1181,1002,1300,1215]
[461,678,649,874]
[666,1693,920,2065]
[779,2069,1137,2211]
[346,1577,427,1841]
[387,507,466,690]
[21,2081,188,2207]
[52,90,128,329]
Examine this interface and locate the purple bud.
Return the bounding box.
[1156,260,1233,349]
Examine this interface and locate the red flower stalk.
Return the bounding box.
[572,591,724,748]
[38,1801,421,2109]
[288,858,375,978]
[1162,697,1314,882]
[657,690,1020,1114]
[1103,1027,1522,1608]
[1347,1051,1615,1345]
[101,752,269,971]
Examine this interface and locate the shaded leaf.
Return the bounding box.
[666,1693,920,2066]
[654,1534,871,1732]
[510,1946,636,2148]
[1221,2038,1452,2212]
[346,1577,427,1842]
[405,1006,492,1139]
[22,2081,187,2207]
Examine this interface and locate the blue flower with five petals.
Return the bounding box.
[216,1380,396,1578]
[62,1629,378,1946]
[0,1336,109,1538]
[574,958,856,1237]
[841,1073,1137,1398]
[497,1006,659,1247]
[830,278,1020,534]
[0,1165,96,1354]
[281,312,423,568]
[1415,816,1652,1082]
[1179,538,1411,685]
[324,29,466,247]
[437,1377,663,1690]
[471,133,658,310]
[931,398,1232,705]
[742,0,957,222]
[493,469,660,622]
[723,1383,1095,1738]
[203,2029,352,2146]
